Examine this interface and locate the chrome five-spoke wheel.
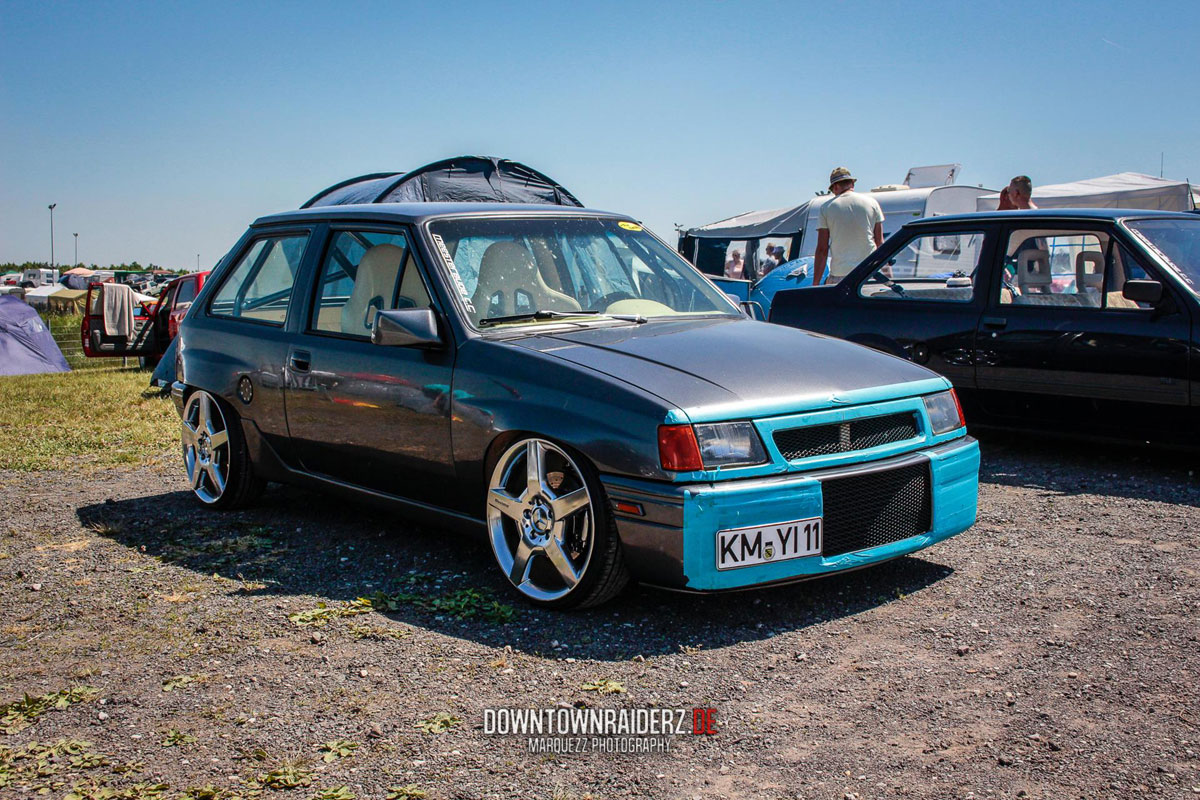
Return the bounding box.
[487,438,604,605]
[182,390,231,504]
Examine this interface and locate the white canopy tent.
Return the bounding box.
[977,172,1197,212]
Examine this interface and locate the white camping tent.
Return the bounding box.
[977,172,1197,212]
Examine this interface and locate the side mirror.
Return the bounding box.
[1122,279,1163,305]
[371,308,443,348]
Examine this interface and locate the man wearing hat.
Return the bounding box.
[813,167,885,285]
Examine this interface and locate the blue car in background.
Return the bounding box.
[709,258,815,318]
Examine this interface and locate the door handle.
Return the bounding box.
[982,317,1008,329]
[289,350,311,372]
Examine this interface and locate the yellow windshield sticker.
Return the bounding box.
[618,221,643,231]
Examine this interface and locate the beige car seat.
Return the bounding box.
[1076,252,1104,293]
[341,244,406,336]
[1016,249,1052,295]
[471,241,580,318]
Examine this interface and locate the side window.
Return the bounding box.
[310,229,431,337]
[175,278,197,305]
[998,229,1107,308]
[209,234,308,325]
[858,230,983,303]
[1104,243,1155,310]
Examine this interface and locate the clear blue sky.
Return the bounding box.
[2,0,1198,269]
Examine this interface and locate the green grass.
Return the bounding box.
[43,313,117,370]
[0,368,176,470]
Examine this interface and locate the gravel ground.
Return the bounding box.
[1,435,1198,799]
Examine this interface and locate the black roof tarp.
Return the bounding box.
[302,156,582,209]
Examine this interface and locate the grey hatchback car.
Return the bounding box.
[172,203,980,608]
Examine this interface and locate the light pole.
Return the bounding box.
[196,253,200,271]
[73,233,78,267]
[48,204,56,268]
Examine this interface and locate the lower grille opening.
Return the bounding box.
[821,462,932,557]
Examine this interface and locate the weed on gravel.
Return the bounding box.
[414,712,460,734]
[289,584,515,629]
[0,686,98,734]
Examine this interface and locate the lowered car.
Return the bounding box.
[171,203,980,608]
[770,209,1200,447]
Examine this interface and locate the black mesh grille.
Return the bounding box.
[820,462,932,557]
[773,413,919,461]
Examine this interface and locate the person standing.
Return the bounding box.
[724,249,746,279]
[813,167,884,285]
[997,175,1037,210]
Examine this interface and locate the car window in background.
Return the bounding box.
[857,230,984,303]
[998,229,1107,308]
[310,229,431,337]
[175,277,197,305]
[209,234,308,325]
[1125,218,1200,294]
[427,217,739,327]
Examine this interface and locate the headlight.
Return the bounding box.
[658,421,768,471]
[923,389,965,435]
[694,421,768,468]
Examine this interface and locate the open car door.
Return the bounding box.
[81,282,165,358]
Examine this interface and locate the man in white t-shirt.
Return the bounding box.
[813,167,884,285]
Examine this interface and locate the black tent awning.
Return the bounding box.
[301,156,582,209]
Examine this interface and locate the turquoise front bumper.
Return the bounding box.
[603,435,979,591]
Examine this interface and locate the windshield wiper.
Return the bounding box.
[478,309,605,327]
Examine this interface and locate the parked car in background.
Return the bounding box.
[169,202,979,609]
[769,209,1200,447]
[82,271,208,368]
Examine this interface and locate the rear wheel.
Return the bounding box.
[181,389,264,509]
[486,438,629,609]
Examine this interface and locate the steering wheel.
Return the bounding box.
[590,291,637,311]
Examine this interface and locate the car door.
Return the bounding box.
[194,226,315,460]
[81,281,160,358]
[974,222,1192,439]
[840,223,997,389]
[282,225,458,507]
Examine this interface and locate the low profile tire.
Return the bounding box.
[486,438,629,609]
[181,389,265,509]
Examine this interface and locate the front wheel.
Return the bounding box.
[181,389,265,509]
[486,438,629,609]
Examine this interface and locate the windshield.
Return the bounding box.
[1125,218,1200,293]
[426,217,740,327]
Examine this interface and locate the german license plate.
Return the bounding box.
[716,517,822,570]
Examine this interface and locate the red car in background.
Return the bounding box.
[82,271,209,368]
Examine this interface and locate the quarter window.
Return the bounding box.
[858,230,984,303]
[175,278,197,305]
[310,230,431,337]
[209,234,308,325]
